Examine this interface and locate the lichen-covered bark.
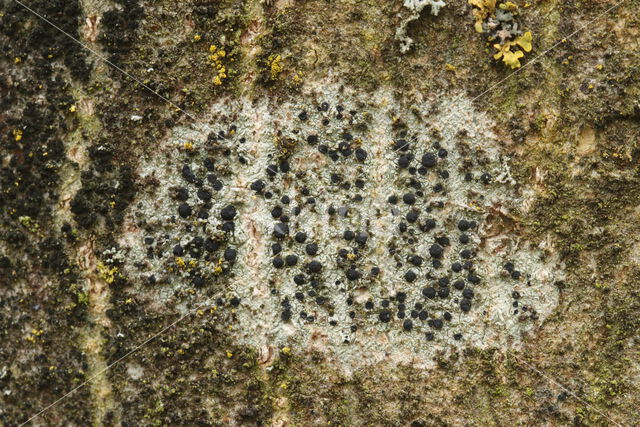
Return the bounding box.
[1,0,639,425]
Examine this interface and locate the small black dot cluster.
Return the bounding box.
[138,126,246,295]
[257,103,494,343]
[502,261,539,320]
[135,95,542,345]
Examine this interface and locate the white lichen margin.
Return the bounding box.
[396,0,447,53]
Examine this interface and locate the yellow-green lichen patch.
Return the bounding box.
[470,0,534,68]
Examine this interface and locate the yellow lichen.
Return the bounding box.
[502,49,524,68]
[97,262,119,284]
[469,0,496,33]
[499,1,518,11]
[470,1,533,68]
[213,257,223,275]
[18,216,40,233]
[292,71,303,85]
[268,54,284,80]
[493,31,533,69]
[26,328,44,342]
[515,31,533,52]
[493,42,524,68]
[208,44,229,86]
[77,291,89,306]
[13,129,23,142]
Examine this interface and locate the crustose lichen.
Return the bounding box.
[396,0,447,53]
[120,86,561,370]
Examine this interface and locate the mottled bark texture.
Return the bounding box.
[1,0,639,425]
